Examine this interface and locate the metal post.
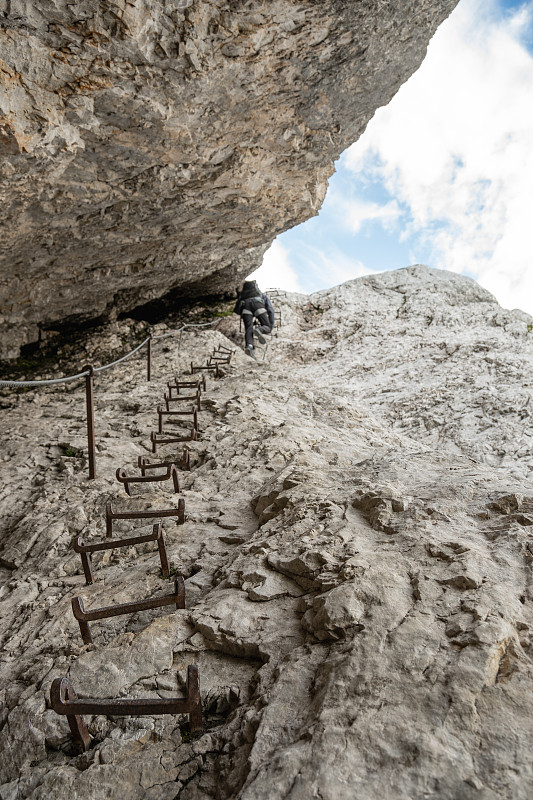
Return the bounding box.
[80,551,94,585]
[157,529,170,578]
[187,665,202,732]
[147,335,152,382]
[84,365,96,479]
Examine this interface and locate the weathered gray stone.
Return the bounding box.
[301,583,365,641]
[1,268,533,798]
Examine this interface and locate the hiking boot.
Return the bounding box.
[245,345,256,359]
[253,329,266,344]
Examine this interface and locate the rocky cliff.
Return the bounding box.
[1,266,532,799]
[0,0,459,359]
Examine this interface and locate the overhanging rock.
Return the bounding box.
[0,0,459,358]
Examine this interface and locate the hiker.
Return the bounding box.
[234,280,275,358]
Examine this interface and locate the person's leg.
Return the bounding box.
[242,312,254,348]
[255,312,272,335]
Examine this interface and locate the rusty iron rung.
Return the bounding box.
[170,376,206,393]
[72,523,170,584]
[164,391,201,411]
[71,576,185,645]
[50,664,202,751]
[116,464,180,496]
[190,362,219,377]
[106,499,185,537]
[151,429,198,452]
[214,344,234,353]
[165,389,201,400]
[151,428,197,452]
[208,356,231,365]
[174,377,206,388]
[157,406,198,435]
[138,452,190,474]
[158,404,197,416]
[167,383,202,400]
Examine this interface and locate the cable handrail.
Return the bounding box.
[0,319,221,388]
[93,336,150,374]
[0,370,90,388]
[153,320,220,340]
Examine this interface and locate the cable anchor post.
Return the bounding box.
[147,335,152,382]
[83,364,96,479]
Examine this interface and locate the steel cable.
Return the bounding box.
[0,371,90,388]
[93,337,150,373]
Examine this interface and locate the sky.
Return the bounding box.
[248,0,533,316]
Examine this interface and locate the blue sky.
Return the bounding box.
[250,0,533,316]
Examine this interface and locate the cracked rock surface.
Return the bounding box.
[1,265,533,798]
[0,0,459,357]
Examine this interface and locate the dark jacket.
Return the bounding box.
[239,280,261,300]
[234,282,275,327]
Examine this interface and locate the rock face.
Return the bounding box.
[0,0,459,358]
[1,265,533,799]
[299,265,533,480]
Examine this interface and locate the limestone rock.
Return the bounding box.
[301,583,365,640]
[1,268,533,798]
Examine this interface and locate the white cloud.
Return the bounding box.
[297,244,377,290]
[252,239,378,295]
[247,239,304,293]
[344,0,533,315]
[281,240,381,292]
[329,194,401,234]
